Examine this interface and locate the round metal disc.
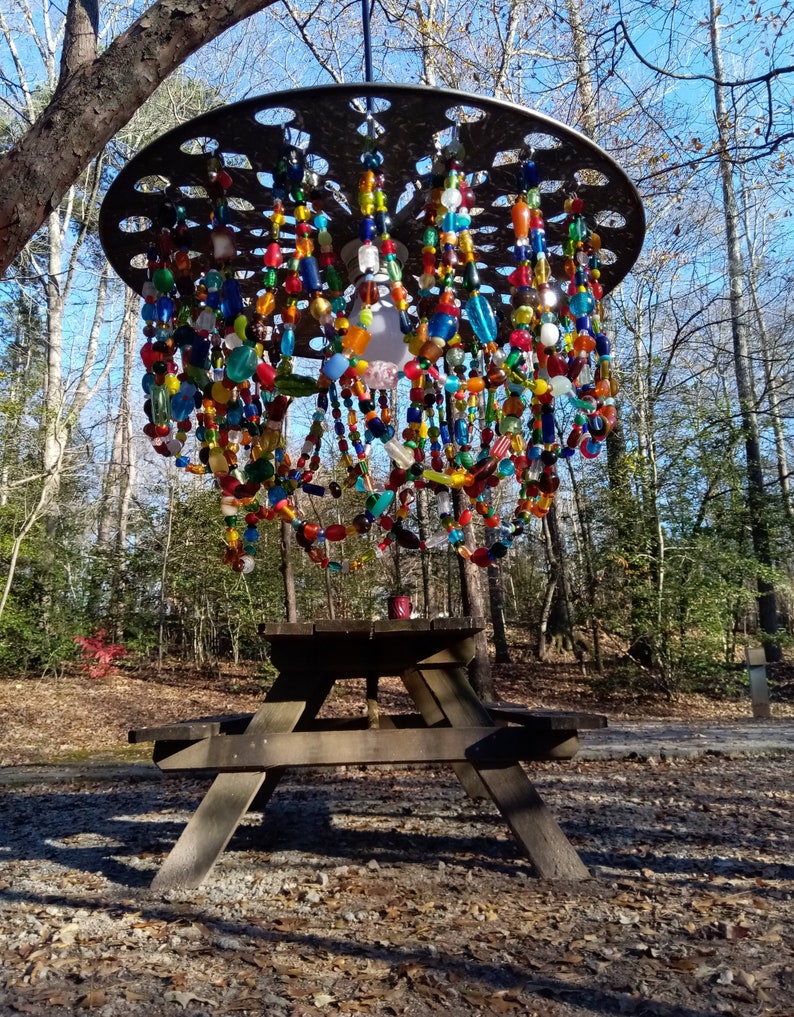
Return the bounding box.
[99,83,644,357]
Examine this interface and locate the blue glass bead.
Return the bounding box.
[267,485,288,506]
[362,151,383,169]
[359,218,376,242]
[595,333,611,356]
[541,407,556,444]
[323,353,349,381]
[569,291,595,316]
[156,296,174,321]
[141,303,157,322]
[303,483,326,497]
[175,456,189,467]
[374,211,391,233]
[280,328,296,357]
[466,294,498,345]
[299,256,321,293]
[521,160,539,188]
[514,244,530,261]
[530,227,546,254]
[244,527,259,542]
[406,406,422,424]
[428,312,457,342]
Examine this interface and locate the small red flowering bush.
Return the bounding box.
[74,629,128,679]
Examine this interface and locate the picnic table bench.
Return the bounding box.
[130,618,606,888]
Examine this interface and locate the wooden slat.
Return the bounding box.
[130,713,254,744]
[313,619,373,635]
[152,726,579,772]
[484,706,607,730]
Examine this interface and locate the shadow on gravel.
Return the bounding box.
[0,781,528,887]
[0,885,726,1017]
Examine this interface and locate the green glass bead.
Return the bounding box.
[463,262,481,293]
[153,267,174,293]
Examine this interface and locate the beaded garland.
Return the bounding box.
[138,126,616,575]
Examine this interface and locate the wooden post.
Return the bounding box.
[745,647,771,719]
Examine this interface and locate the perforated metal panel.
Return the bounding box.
[99,84,644,358]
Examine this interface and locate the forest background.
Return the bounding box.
[1,0,793,702]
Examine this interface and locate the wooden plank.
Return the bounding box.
[414,664,591,880]
[484,706,607,730]
[152,726,579,772]
[262,622,314,638]
[151,668,335,890]
[313,619,373,635]
[130,713,254,744]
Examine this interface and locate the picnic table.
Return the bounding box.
[130,618,606,888]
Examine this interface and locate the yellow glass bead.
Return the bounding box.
[294,205,311,222]
[310,296,332,319]
[164,374,181,395]
[534,257,551,284]
[512,306,534,326]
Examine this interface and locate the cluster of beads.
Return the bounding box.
[137,129,616,574]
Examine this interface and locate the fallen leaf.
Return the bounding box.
[669,957,698,971]
[164,990,215,1008]
[313,992,336,1007]
[76,990,106,1008]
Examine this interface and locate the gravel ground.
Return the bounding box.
[1,756,792,1017]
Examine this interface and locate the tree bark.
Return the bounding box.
[0,0,278,275]
[58,0,99,86]
[710,0,780,661]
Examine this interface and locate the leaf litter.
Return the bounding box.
[1,670,793,1015]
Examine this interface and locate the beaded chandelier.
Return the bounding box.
[99,84,644,576]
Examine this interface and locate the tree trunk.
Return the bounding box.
[279,519,298,622]
[454,494,494,700]
[0,0,280,274]
[710,0,780,661]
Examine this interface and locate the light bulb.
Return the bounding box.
[342,240,412,371]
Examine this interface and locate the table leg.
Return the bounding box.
[406,664,590,880]
[400,667,492,801]
[151,673,333,890]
